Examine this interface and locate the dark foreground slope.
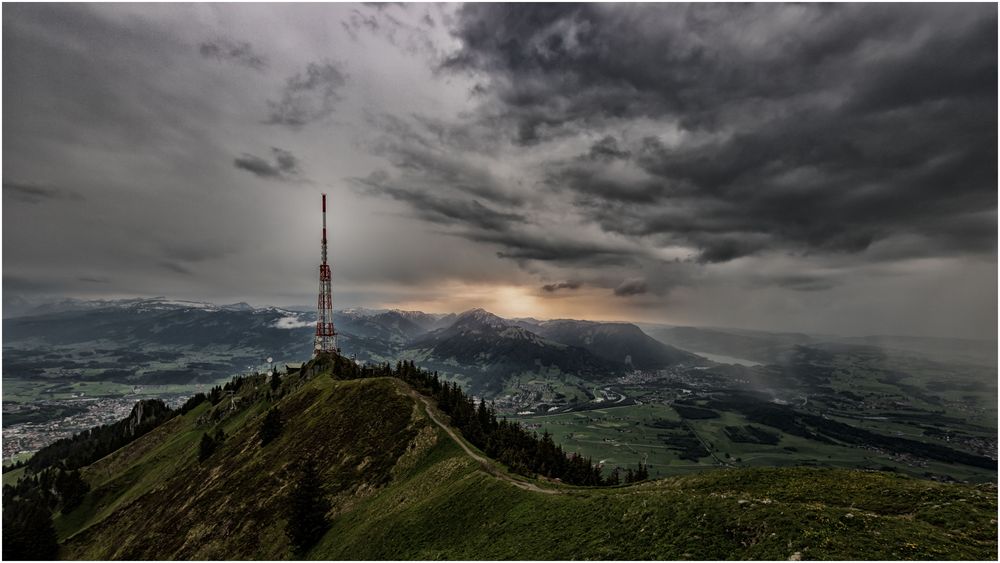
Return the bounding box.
[55,361,996,560]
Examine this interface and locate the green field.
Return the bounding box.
[511,379,997,483]
[511,403,711,476]
[2,378,221,404]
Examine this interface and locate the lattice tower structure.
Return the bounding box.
[314,193,338,354]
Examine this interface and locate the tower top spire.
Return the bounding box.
[321,193,328,265]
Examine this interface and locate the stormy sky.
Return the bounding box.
[3,3,997,339]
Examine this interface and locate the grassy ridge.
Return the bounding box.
[59,373,426,559]
[315,439,995,560]
[55,362,997,560]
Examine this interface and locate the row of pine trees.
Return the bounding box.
[328,355,649,486]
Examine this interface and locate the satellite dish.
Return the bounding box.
[266,357,273,363]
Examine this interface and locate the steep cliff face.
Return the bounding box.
[123,399,172,438]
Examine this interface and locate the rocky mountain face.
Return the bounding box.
[518,319,703,369]
[124,399,173,437]
[404,309,623,394]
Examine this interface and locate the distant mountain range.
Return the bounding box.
[2,297,699,393]
[406,309,671,393]
[9,296,990,393]
[519,318,696,369]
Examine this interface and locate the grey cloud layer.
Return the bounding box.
[199,37,267,70]
[439,3,997,265]
[266,61,348,127]
[353,171,525,232]
[3,3,995,339]
[3,182,83,204]
[541,280,580,293]
[613,278,647,297]
[234,148,302,181]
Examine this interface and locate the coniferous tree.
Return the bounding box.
[285,459,330,556]
[270,371,281,393]
[260,407,283,447]
[637,463,649,481]
[336,354,638,487]
[2,497,59,560]
[198,433,216,462]
[54,469,89,511]
[177,393,207,415]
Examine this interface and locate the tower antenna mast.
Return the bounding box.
[314,193,338,355]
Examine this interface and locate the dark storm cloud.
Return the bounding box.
[544,160,664,204]
[355,114,657,270]
[3,182,83,204]
[353,172,525,232]
[480,232,635,267]
[199,37,267,70]
[158,261,193,276]
[695,239,763,265]
[159,241,236,264]
[366,114,519,204]
[541,281,581,293]
[266,61,347,128]
[444,3,998,264]
[443,4,993,132]
[78,276,110,284]
[773,274,837,293]
[613,278,647,297]
[587,136,630,161]
[357,160,640,268]
[234,147,301,181]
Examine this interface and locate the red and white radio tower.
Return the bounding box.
[314,193,338,355]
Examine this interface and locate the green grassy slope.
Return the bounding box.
[319,438,995,560]
[59,373,425,559]
[56,362,997,560]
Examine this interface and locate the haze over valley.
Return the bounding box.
[4,296,995,484]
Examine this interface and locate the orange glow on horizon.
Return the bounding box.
[379,282,669,324]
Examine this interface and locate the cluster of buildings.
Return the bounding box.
[2,393,188,462]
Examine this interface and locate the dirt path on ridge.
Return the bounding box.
[403,387,561,495]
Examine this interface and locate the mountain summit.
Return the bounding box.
[522,319,701,369]
[452,308,510,331]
